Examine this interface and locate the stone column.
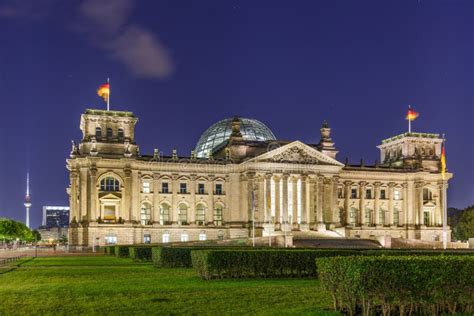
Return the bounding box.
[281,174,289,223]
[344,181,351,226]
[359,181,366,226]
[123,168,132,221]
[131,170,140,222]
[292,176,298,225]
[317,176,324,228]
[89,168,97,221]
[416,182,424,226]
[240,174,249,224]
[189,175,196,224]
[274,176,281,224]
[436,182,443,226]
[402,183,408,226]
[331,176,339,225]
[374,182,381,226]
[257,175,265,223]
[406,181,415,226]
[308,176,316,226]
[70,171,78,222]
[171,174,178,224]
[300,175,307,225]
[265,174,272,222]
[206,177,214,224]
[79,168,88,222]
[153,174,160,223]
[387,182,395,226]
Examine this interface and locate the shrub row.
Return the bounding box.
[317,256,474,315]
[129,247,152,261]
[115,245,130,258]
[191,250,323,279]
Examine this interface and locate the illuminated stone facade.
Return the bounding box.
[67,109,451,247]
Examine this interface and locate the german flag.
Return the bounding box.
[406,107,419,121]
[441,142,446,179]
[97,82,110,102]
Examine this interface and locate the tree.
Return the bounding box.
[32,230,42,242]
[452,206,474,241]
[0,218,35,242]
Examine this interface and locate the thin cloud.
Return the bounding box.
[0,0,175,79]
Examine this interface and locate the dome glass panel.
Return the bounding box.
[194,117,276,158]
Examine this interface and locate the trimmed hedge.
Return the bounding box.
[191,250,323,279]
[115,245,130,258]
[317,256,474,315]
[152,247,194,268]
[104,246,116,256]
[129,247,152,261]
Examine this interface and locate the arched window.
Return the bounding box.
[379,208,386,226]
[349,208,358,225]
[95,127,102,138]
[393,208,400,226]
[214,204,223,226]
[118,128,124,139]
[140,202,152,225]
[100,177,120,192]
[423,188,433,201]
[160,203,170,225]
[196,204,206,225]
[107,127,113,138]
[178,204,188,225]
[365,208,373,225]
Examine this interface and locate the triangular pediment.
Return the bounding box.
[244,141,344,166]
[99,192,122,200]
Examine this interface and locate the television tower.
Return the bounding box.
[24,173,32,228]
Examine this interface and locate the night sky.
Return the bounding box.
[0,0,473,228]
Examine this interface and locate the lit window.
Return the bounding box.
[105,235,117,245]
[100,177,120,192]
[140,203,151,225]
[394,189,401,200]
[215,183,223,195]
[178,204,188,224]
[180,234,189,242]
[196,204,206,225]
[349,208,357,224]
[143,234,151,244]
[180,183,187,194]
[95,127,102,138]
[214,204,223,226]
[160,204,170,225]
[107,128,113,138]
[199,233,207,241]
[198,183,205,194]
[162,182,169,193]
[142,182,151,193]
[162,233,169,243]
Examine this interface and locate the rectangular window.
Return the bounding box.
[351,188,357,199]
[423,211,430,226]
[215,183,223,195]
[394,189,401,200]
[393,210,400,226]
[162,182,169,193]
[380,189,386,200]
[143,234,151,244]
[198,183,205,194]
[379,209,385,226]
[162,234,169,243]
[337,187,343,199]
[142,182,150,193]
[365,189,372,199]
[199,233,207,241]
[180,234,189,242]
[180,183,187,194]
[105,236,117,245]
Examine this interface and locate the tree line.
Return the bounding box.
[0,218,41,243]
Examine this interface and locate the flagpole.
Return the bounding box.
[408,105,411,133]
[442,135,447,249]
[107,78,110,111]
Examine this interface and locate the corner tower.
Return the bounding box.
[74,109,139,158]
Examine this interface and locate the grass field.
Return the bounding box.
[0,256,336,315]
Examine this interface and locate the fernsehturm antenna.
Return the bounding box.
[24,172,32,228]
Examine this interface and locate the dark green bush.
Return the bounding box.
[152,247,194,267]
[105,246,116,256]
[317,256,474,315]
[115,245,130,258]
[129,247,152,261]
[191,250,324,279]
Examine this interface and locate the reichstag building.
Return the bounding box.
[67,108,451,247]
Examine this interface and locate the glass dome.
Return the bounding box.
[194,117,276,158]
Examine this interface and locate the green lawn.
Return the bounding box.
[0,256,337,315]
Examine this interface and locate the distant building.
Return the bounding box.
[42,206,70,228]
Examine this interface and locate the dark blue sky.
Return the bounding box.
[0,0,472,228]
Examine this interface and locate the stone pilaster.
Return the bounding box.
[344,181,351,225]
[265,174,272,222]
[207,176,214,224]
[79,168,88,222]
[359,181,366,226]
[316,176,324,229]
[331,176,339,225]
[281,174,289,223]
[89,167,97,221]
[402,183,408,226]
[388,182,395,226]
[131,170,139,222]
[70,171,78,222]
[189,175,196,224]
[153,173,160,223]
[292,176,298,224]
[274,175,281,224]
[257,175,265,223]
[123,168,132,221]
[374,182,381,226]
